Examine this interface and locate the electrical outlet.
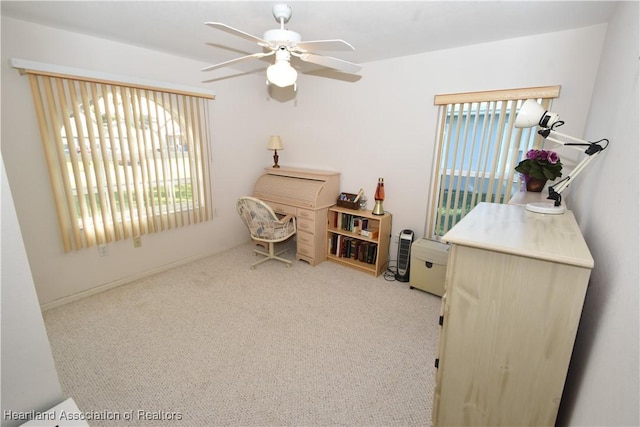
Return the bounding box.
[133,236,142,248]
[98,244,107,257]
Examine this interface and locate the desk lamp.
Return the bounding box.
[267,135,284,168]
[515,99,609,214]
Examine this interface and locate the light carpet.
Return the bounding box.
[43,241,442,426]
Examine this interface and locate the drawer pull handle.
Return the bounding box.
[425,261,433,268]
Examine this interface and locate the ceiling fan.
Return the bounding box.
[202,4,361,89]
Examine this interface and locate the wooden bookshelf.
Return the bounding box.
[326,206,391,276]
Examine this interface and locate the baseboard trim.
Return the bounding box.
[40,243,250,311]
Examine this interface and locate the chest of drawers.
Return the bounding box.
[433,203,594,426]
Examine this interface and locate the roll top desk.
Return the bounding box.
[254,167,340,266]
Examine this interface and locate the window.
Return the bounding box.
[426,86,560,239]
[20,65,215,252]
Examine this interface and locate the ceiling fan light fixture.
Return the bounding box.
[267,61,297,87]
[266,49,297,87]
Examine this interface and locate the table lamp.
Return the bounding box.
[515,99,609,214]
[372,178,385,215]
[267,135,284,168]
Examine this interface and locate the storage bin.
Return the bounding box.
[336,192,360,209]
[409,238,450,296]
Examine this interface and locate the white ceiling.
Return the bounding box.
[1,1,616,79]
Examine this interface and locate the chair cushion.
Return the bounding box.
[237,197,295,241]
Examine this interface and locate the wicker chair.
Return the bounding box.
[236,196,297,269]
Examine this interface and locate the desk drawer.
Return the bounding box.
[296,208,315,221]
[267,201,296,216]
[297,216,315,234]
[297,231,315,258]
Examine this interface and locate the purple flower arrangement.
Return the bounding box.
[514,149,563,181]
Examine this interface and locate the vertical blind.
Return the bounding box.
[22,69,215,252]
[427,86,561,239]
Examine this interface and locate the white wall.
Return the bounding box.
[558,2,640,425]
[1,154,63,427]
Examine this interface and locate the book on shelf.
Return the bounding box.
[357,242,369,262]
[340,236,348,257]
[336,213,377,236]
[360,228,379,239]
[342,213,351,231]
[328,234,377,264]
[366,243,378,264]
[352,218,361,234]
[329,235,337,255]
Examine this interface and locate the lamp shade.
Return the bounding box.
[267,61,297,87]
[267,136,284,150]
[515,99,561,129]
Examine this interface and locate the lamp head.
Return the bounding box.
[267,135,284,151]
[515,99,561,129]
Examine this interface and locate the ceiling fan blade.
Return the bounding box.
[201,51,274,72]
[295,39,355,52]
[205,22,273,48]
[298,53,361,74]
